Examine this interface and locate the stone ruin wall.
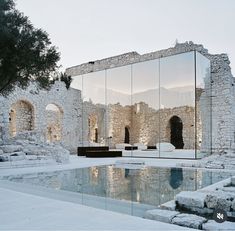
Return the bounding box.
[81,101,107,145]
[209,55,235,153]
[0,42,233,155]
[107,104,132,147]
[67,41,235,154]
[107,102,197,149]
[0,81,82,152]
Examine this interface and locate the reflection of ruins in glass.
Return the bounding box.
[71,51,211,158]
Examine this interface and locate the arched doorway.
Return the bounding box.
[88,114,98,143]
[95,128,98,143]
[124,126,130,144]
[169,116,184,149]
[9,100,34,137]
[46,104,63,142]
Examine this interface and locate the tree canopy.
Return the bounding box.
[0,0,60,95]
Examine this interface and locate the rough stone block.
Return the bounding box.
[0,145,23,153]
[144,209,179,223]
[189,206,214,215]
[171,213,207,229]
[0,151,26,161]
[160,200,176,211]
[205,192,232,211]
[231,200,235,210]
[231,176,235,186]
[10,151,26,160]
[175,191,207,208]
[221,186,235,193]
[202,220,235,231]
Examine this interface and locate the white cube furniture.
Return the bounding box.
[115,143,132,149]
[115,143,147,150]
[134,143,147,150]
[156,142,175,152]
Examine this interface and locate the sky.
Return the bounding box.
[16,0,235,75]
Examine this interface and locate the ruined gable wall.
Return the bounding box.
[0,81,82,152]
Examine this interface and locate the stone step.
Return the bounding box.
[202,220,235,231]
[144,208,180,223]
[176,189,235,214]
[144,208,208,229]
[175,191,207,208]
[231,176,235,186]
[171,213,207,229]
[160,200,176,211]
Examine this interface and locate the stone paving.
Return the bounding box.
[144,176,235,230]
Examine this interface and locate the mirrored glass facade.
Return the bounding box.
[71,51,211,159]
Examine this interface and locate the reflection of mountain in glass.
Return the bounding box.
[106,85,195,108]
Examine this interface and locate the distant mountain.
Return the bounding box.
[81,86,195,109]
[133,87,194,109]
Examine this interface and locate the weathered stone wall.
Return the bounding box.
[46,105,63,142]
[66,41,235,154]
[107,104,132,146]
[9,100,34,137]
[81,101,107,145]
[0,81,82,152]
[107,102,196,149]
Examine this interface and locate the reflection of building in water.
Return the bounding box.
[169,168,183,189]
[7,166,234,208]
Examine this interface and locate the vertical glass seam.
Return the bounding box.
[158,58,161,158]
[82,75,84,147]
[194,51,197,159]
[210,61,212,155]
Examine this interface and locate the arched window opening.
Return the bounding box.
[169,116,184,149]
[46,104,63,142]
[124,126,130,144]
[9,100,34,137]
[88,114,98,143]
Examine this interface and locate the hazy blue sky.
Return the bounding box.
[16,0,235,74]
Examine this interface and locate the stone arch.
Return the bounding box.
[88,114,98,143]
[9,100,34,137]
[46,103,63,142]
[166,115,184,149]
[124,126,130,144]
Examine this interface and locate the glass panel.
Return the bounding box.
[159,51,195,158]
[71,75,83,92]
[132,59,160,157]
[82,71,106,146]
[106,65,132,212]
[196,52,211,157]
[106,65,132,150]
